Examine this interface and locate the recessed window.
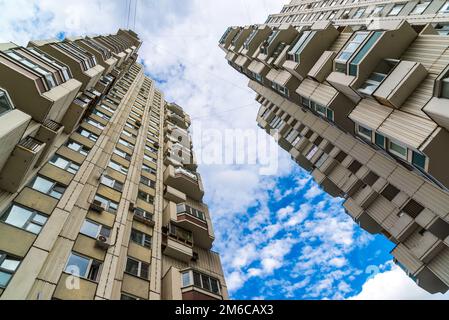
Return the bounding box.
[140,176,155,188]
[49,155,80,174]
[375,133,386,149]
[130,229,152,248]
[388,3,405,16]
[441,77,449,98]
[125,257,149,280]
[306,145,319,161]
[142,165,157,175]
[66,140,89,156]
[412,151,427,171]
[65,252,101,282]
[94,194,118,214]
[86,118,105,130]
[363,171,379,186]
[80,219,111,239]
[121,294,140,300]
[412,1,431,14]
[348,160,362,174]
[353,7,366,19]
[0,204,47,235]
[388,140,408,160]
[335,32,370,73]
[0,89,14,117]
[138,191,154,204]
[0,252,21,288]
[29,176,66,199]
[100,175,124,192]
[118,139,134,149]
[381,184,400,201]
[176,204,206,221]
[335,151,347,163]
[108,160,128,174]
[113,148,131,161]
[371,5,385,16]
[357,124,373,141]
[402,199,424,218]
[77,128,98,142]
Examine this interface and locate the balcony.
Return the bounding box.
[29,40,105,91]
[235,25,272,68]
[0,89,32,173]
[228,26,254,53]
[166,103,184,117]
[34,120,64,165]
[0,46,82,124]
[327,21,417,103]
[343,198,382,235]
[0,137,46,193]
[164,202,213,250]
[164,165,204,201]
[219,27,241,51]
[162,223,194,262]
[282,23,339,81]
[76,38,118,74]
[61,98,89,134]
[166,112,188,130]
[311,168,343,198]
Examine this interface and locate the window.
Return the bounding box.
[140,176,155,188]
[371,5,385,16]
[315,103,327,117]
[142,165,157,175]
[125,257,149,279]
[381,184,400,201]
[138,191,154,204]
[349,32,383,76]
[335,32,370,73]
[389,3,405,16]
[119,139,134,149]
[181,270,221,295]
[287,31,316,62]
[363,171,379,186]
[441,76,449,98]
[306,146,319,161]
[66,140,89,156]
[65,252,101,281]
[94,194,119,214]
[402,199,424,219]
[86,118,105,130]
[388,140,408,159]
[77,128,98,142]
[176,204,206,221]
[0,253,21,288]
[108,160,128,174]
[145,145,158,153]
[80,219,110,239]
[348,160,362,174]
[130,229,152,248]
[375,133,386,149]
[50,155,80,174]
[101,175,124,192]
[144,154,157,164]
[0,89,14,117]
[357,124,373,140]
[121,294,140,300]
[0,204,47,235]
[358,72,386,96]
[29,176,66,199]
[93,109,111,121]
[412,151,427,171]
[412,1,431,14]
[114,147,132,160]
[353,7,366,19]
[440,1,449,13]
[335,151,347,163]
[326,109,334,122]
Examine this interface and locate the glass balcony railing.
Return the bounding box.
[0,89,14,117]
[175,167,198,181]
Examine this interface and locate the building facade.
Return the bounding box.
[0,30,227,300]
[220,0,449,294]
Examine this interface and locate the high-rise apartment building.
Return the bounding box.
[221,0,449,294]
[0,30,227,300]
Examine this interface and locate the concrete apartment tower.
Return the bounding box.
[0,30,227,300]
[221,0,449,294]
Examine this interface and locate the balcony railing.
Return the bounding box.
[176,203,206,222]
[19,137,44,152]
[164,223,193,246]
[43,120,62,132]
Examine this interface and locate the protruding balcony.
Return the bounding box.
[282,22,339,81]
[257,25,298,64]
[166,111,189,130]
[167,102,184,117]
[235,25,272,69]
[75,38,118,74]
[162,223,194,263]
[228,26,254,53]
[28,39,105,91]
[35,120,64,165]
[163,165,204,201]
[0,88,32,173]
[327,21,417,103]
[343,198,382,234]
[219,27,241,52]
[0,136,46,193]
[0,45,82,124]
[61,97,89,134]
[164,202,213,250]
[164,185,187,204]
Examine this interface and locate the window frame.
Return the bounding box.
[0,204,48,235]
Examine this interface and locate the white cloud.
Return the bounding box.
[349,263,449,300]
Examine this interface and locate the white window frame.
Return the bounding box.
[356,124,373,141]
[388,140,408,160]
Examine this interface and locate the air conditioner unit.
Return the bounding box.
[129,202,136,212]
[95,235,111,249]
[136,120,142,127]
[90,200,106,213]
[342,13,350,19]
[154,142,160,149]
[192,252,199,262]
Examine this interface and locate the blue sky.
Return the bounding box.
[1,0,448,300]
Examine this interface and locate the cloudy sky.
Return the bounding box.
[1,0,448,300]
